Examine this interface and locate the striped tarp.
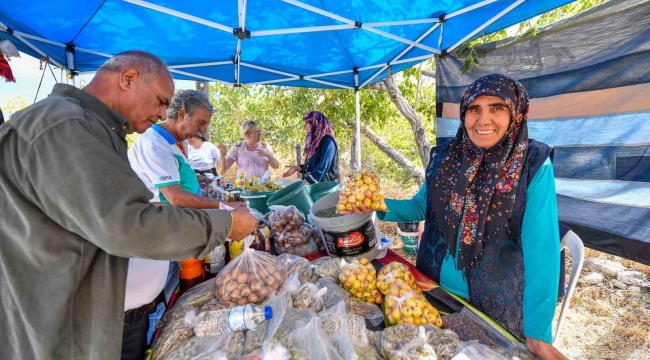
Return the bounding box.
[435,0,650,265]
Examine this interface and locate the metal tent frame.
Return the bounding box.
[0,0,534,168]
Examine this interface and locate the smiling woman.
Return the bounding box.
[464,95,512,149]
[377,74,568,360]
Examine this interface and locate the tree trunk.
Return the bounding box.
[350,131,359,170]
[371,70,431,168]
[347,121,424,186]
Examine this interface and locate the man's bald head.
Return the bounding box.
[98,50,172,83]
[85,50,175,134]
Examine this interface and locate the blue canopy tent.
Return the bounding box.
[0,0,571,164]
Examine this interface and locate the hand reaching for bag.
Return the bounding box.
[228,207,258,241]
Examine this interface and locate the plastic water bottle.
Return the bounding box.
[187,304,273,336]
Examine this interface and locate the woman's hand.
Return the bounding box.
[283,165,300,177]
[526,337,567,360]
[256,148,272,158]
[218,143,228,157]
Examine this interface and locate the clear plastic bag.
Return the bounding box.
[198,298,226,313]
[277,254,315,283]
[486,344,538,360]
[421,324,461,360]
[316,277,351,309]
[274,237,319,257]
[266,305,315,348]
[378,324,437,360]
[268,205,309,247]
[377,262,421,295]
[383,289,442,327]
[452,341,511,360]
[336,167,388,215]
[442,308,518,349]
[312,224,326,252]
[158,334,230,360]
[339,258,383,305]
[367,330,382,347]
[346,297,385,327]
[244,340,290,360]
[149,305,196,360]
[318,301,358,360]
[292,283,328,311]
[243,321,269,355]
[314,257,343,280]
[174,279,216,309]
[276,273,301,308]
[214,237,287,306]
[208,245,226,274]
[226,331,245,358]
[290,317,343,360]
[347,314,369,345]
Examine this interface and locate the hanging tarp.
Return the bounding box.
[0,0,571,89]
[435,0,650,265]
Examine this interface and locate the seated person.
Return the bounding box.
[218,120,279,179]
[378,75,566,360]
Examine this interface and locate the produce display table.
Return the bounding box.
[373,249,522,346]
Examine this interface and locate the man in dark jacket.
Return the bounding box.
[0,50,257,360]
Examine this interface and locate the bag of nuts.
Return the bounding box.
[214,237,287,306]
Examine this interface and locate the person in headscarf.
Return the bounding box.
[283,111,340,183]
[378,74,565,359]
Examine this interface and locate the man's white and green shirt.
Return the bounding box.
[128,124,201,204]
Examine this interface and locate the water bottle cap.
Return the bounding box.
[264,306,273,320]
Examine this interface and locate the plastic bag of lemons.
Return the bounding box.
[339,258,383,305]
[377,262,421,295]
[336,168,387,215]
[382,286,442,327]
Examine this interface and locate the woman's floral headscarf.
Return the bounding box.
[303,111,336,160]
[433,74,530,271]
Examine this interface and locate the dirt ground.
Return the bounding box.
[381,219,650,360]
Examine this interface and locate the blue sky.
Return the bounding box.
[0,52,196,105]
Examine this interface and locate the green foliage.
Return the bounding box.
[456,0,608,74]
[208,61,437,186]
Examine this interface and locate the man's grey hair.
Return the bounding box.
[166,90,214,120]
[98,50,169,81]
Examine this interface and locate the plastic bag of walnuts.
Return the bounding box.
[268,205,310,247]
[214,237,287,306]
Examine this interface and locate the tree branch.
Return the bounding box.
[421,70,436,79]
[346,120,424,186]
[372,70,432,167]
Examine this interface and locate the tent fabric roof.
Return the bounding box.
[1,0,571,89]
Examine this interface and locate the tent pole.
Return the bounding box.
[354,72,361,170]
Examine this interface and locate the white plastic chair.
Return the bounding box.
[553,230,584,345]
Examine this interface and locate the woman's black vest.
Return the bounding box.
[416,139,552,338]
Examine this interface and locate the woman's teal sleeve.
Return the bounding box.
[521,158,560,343]
[376,184,427,223]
